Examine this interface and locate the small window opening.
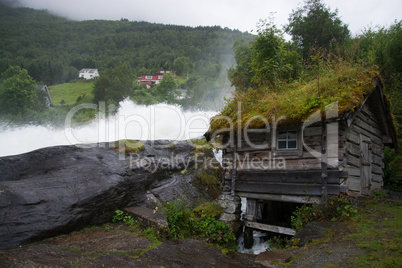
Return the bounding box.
[277,131,298,150]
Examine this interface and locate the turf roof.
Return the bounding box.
[209,63,380,133]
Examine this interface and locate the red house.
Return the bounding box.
[137,70,176,87]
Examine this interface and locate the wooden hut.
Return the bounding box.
[206,69,397,235]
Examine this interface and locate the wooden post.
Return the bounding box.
[321,122,328,204]
[244,198,258,222]
[231,134,237,196]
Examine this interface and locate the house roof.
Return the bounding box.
[79,68,98,73]
[207,62,397,148]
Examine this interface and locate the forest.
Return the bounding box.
[0,3,251,84]
[0,2,253,116]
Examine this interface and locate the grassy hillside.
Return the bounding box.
[48,80,95,106]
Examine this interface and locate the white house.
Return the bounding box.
[79,68,99,80]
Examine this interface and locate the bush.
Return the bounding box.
[384,146,402,188]
[291,194,358,232]
[112,209,137,228]
[159,198,196,239]
[158,198,235,249]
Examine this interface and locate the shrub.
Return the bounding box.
[112,209,137,228]
[291,194,358,232]
[159,198,235,249]
[159,198,196,239]
[384,146,402,188]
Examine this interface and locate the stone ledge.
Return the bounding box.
[123,207,169,238]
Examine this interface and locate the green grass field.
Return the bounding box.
[48,80,95,106]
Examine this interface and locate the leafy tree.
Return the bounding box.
[285,0,350,58]
[132,83,158,105]
[154,73,178,103]
[173,56,194,78]
[227,38,254,91]
[92,62,134,104]
[250,23,300,88]
[228,23,300,91]
[0,66,38,116]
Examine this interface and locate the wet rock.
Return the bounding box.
[254,249,292,267]
[0,140,218,249]
[0,244,86,267]
[74,254,160,268]
[45,226,153,253]
[141,239,256,267]
[0,223,257,267]
[293,221,331,246]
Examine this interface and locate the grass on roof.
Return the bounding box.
[209,61,379,133]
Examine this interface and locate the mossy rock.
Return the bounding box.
[111,140,145,155]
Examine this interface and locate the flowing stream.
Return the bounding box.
[237,197,271,254]
[0,100,216,157]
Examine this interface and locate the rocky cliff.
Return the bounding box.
[0,140,220,249]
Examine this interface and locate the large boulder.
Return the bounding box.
[0,140,220,249]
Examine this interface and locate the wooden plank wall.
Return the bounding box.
[221,122,347,198]
[344,104,385,193]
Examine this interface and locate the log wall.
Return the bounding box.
[344,103,385,194]
[221,121,347,200]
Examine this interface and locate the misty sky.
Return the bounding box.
[8,0,402,35]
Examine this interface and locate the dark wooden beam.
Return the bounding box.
[237,192,321,204]
[235,182,347,196]
[236,169,346,184]
[243,221,296,236]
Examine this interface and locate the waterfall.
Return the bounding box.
[237,197,271,254]
[0,99,216,157]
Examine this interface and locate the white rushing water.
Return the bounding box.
[238,197,271,254]
[237,230,270,255]
[0,99,217,157]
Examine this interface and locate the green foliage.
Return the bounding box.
[154,73,179,103]
[228,23,300,91]
[92,62,134,104]
[371,191,388,198]
[227,38,254,91]
[142,227,160,242]
[173,56,194,77]
[267,235,300,250]
[0,66,38,117]
[112,209,137,227]
[159,198,196,239]
[291,194,359,232]
[347,201,402,267]
[192,202,223,218]
[48,80,95,106]
[384,146,402,188]
[290,204,318,232]
[195,168,222,199]
[285,0,350,58]
[159,198,235,248]
[131,83,159,105]
[250,22,300,88]
[347,22,402,138]
[210,58,378,133]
